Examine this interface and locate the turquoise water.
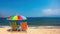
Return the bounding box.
[0,17,60,26]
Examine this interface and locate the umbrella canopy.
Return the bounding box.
[7,15,27,20]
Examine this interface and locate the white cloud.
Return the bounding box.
[42,9,60,16]
[29,8,60,17]
[42,9,53,15]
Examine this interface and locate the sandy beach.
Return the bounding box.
[0,26,60,34]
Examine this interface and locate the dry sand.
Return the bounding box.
[0,26,60,34]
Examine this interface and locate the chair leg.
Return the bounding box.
[21,28,27,32]
[20,26,22,31]
[10,29,12,32]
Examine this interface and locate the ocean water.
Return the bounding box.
[0,17,60,26]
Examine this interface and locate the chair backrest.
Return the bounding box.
[20,22,27,29]
[9,22,17,29]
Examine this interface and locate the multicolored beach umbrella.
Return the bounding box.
[7,15,27,20]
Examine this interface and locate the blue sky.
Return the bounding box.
[0,0,60,17]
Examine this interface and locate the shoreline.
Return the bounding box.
[1,25,60,28]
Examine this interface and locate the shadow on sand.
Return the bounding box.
[7,29,27,33]
[0,26,5,28]
[7,29,21,32]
